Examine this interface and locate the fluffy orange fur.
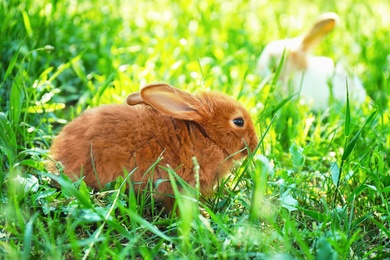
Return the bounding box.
[48,83,258,211]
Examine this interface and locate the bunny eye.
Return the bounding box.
[233,117,245,127]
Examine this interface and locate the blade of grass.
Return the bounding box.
[341,110,377,161]
[167,167,195,254]
[271,48,286,87]
[345,79,351,137]
[259,93,299,120]
[9,77,24,131]
[334,110,378,205]
[1,42,23,85]
[22,213,38,259]
[261,49,286,114]
[0,112,17,166]
[21,9,33,38]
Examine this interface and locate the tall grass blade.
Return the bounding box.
[259,93,298,120]
[271,48,286,87]
[0,113,17,165]
[261,49,287,114]
[9,77,24,131]
[95,71,117,99]
[22,213,38,259]
[21,9,33,38]
[249,156,270,223]
[369,217,390,238]
[2,44,22,85]
[342,110,377,161]
[345,79,351,137]
[335,110,377,205]
[167,167,198,254]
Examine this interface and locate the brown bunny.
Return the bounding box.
[48,83,258,211]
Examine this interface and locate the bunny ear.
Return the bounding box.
[300,12,339,51]
[126,92,147,106]
[140,83,202,121]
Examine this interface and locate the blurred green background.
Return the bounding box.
[1,0,389,112]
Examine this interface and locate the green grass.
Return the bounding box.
[1,0,389,258]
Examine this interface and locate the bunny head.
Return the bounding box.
[126,83,258,159]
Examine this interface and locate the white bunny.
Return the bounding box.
[257,12,366,111]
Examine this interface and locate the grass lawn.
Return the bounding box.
[1,0,389,258]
